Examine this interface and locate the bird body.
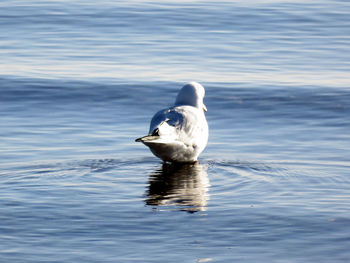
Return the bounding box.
[136,82,208,163]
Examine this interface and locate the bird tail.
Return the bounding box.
[135,135,159,142]
[135,119,175,143]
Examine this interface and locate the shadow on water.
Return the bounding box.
[145,163,210,213]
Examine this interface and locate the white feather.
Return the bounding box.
[136,82,208,163]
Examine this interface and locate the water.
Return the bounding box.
[1,1,350,262]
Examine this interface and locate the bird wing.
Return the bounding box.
[147,106,204,145]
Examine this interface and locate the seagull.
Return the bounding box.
[136,82,209,163]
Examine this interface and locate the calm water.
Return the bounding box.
[1,1,350,262]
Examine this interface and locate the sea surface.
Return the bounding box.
[1,1,350,262]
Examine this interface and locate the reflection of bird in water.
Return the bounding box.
[145,163,210,212]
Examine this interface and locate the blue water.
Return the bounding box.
[1,1,350,262]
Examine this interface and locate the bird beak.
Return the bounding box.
[203,104,207,112]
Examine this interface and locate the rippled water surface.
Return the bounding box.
[1,1,350,262]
